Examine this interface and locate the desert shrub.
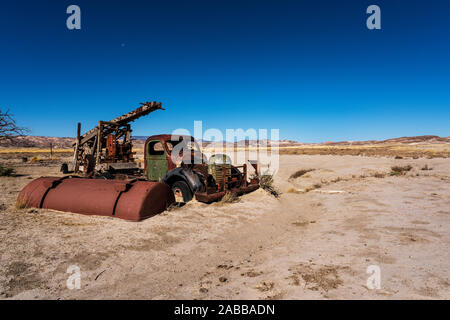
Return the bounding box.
[390,165,412,176]
[220,192,239,204]
[289,169,315,179]
[373,172,386,178]
[254,172,280,198]
[0,164,14,176]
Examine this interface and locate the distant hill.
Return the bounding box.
[0,136,75,148]
[322,135,450,146]
[0,135,449,149]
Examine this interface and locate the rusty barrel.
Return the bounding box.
[17,177,175,221]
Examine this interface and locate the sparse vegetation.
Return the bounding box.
[0,164,15,176]
[30,156,42,162]
[373,172,386,178]
[390,165,413,176]
[421,164,433,171]
[255,172,280,198]
[275,144,450,158]
[220,192,240,204]
[15,198,30,210]
[287,183,324,194]
[166,202,182,211]
[0,109,29,141]
[289,169,315,179]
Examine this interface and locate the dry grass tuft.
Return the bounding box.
[290,264,346,292]
[390,165,413,176]
[255,280,275,292]
[220,192,240,204]
[303,184,324,193]
[373,172,386,178]
[166,202,183,211]
[257,173,280,198]
[289,169,315,179]
[15,198,31,210]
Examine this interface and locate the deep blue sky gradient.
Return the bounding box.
[0,0,449,142]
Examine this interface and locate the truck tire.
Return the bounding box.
[171,180,193,204]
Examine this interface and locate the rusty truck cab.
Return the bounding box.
[144,134,204,181]
[144,134,259,204]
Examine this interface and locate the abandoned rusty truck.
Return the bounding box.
[17,102,260,221]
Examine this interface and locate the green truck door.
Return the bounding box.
[146,140,168,181]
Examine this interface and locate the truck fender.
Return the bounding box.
[162,167,204,193]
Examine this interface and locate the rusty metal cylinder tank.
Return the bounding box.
[17,177,175,221]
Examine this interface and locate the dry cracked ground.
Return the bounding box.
[0,154,449,299]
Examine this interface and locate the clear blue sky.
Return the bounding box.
[0,0,449,142]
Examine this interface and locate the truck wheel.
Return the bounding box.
[171,181,193,204]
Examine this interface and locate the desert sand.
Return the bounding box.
[0,154,449,299]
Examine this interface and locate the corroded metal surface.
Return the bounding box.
[77,101,163,146]
[73,101,164,175]
[17,176,174,221]
[194,184,259,203]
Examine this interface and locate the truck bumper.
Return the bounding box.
[194,183,259,203]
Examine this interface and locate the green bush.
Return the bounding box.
[0,164,15,176]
